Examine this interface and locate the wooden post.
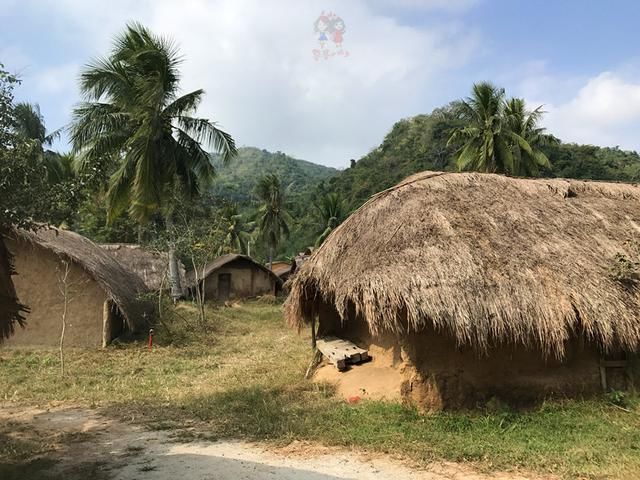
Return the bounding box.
[599,358,608,392]
[102,300,111,348]
[311,315,317,349]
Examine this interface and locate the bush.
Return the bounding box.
[607,389,628,408]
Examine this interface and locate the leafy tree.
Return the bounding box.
[255,174,291,269]
[0,64,29,340]
[448,82,538,175]
[44,152,76,184]
[0,65,59,339]
[313,192,346,247]
[0,66,70,230]
[70,23,236,299]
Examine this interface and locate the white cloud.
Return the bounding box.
[553,73,640,125]
[33,63,79,95]
[10,0,481,166]
[0,46,31,74]
[528,72,640,152]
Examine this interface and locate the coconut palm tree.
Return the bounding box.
[447,82,535,175]
[44,152,76,184]
[255,174,290,269]
[70,23,236,299]
[13,102,61,153]
[13,102,66,181]
[314,192,346,247]
[504,98,558,176]
[220,203,254,255]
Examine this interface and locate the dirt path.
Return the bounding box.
[0,406,549,480]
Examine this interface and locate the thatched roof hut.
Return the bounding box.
[3,227,151,347]
[187,254,281,301]
[100,243,186,291]
[286,171,640,408]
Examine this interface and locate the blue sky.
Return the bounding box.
[2,0,640,167]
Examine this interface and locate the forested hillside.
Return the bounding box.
[210,147,338,202]
[326,105,640,210]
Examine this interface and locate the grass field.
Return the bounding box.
[1,300,639,479]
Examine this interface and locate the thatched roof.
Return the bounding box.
[285,171,640,358]
[10,227,151,332]
[100,243,185,291]
[186,254,282,287]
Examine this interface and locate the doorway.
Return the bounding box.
[218,273,231,300]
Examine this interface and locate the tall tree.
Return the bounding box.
[220,203,254,255]
[0,65,53,340]
[13,102,61,153]
[255,174,290,269]
[447,82,537,175]
[313,192,345,247]
[503,98,558,176]
[0,64,27,340]
[70,23,236,300]
[12,102,67,185]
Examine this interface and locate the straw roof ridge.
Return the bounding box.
[11,227,151,331]
[285,171,640,357]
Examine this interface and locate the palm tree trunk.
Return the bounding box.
[268,245,273,271]
[165,214,182,303]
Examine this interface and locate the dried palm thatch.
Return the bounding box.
[99,243,185,291]
[10,227,151,332]
[0,236,28,341]
[285,171,640,358]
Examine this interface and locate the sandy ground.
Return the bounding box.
[313,362,404,402]
[0,406,551,480]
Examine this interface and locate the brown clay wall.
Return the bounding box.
[401,328,601,409]
[4,239,108,347]
[318,302,601,409]
[202,259,275,301]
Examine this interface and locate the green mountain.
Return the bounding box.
[210,147,338,203]
[326,105,640,210]
[204,147,339,259]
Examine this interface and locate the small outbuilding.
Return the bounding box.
[2,227,150,348]
[188,254,281,302]
[286,171,640,410]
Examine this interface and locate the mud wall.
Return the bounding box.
[202,259,276,301]
[4,239,108,347]
[318,301,602,409]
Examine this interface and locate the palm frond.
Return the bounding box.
[164,90,204,117]
[176,116,237,164]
